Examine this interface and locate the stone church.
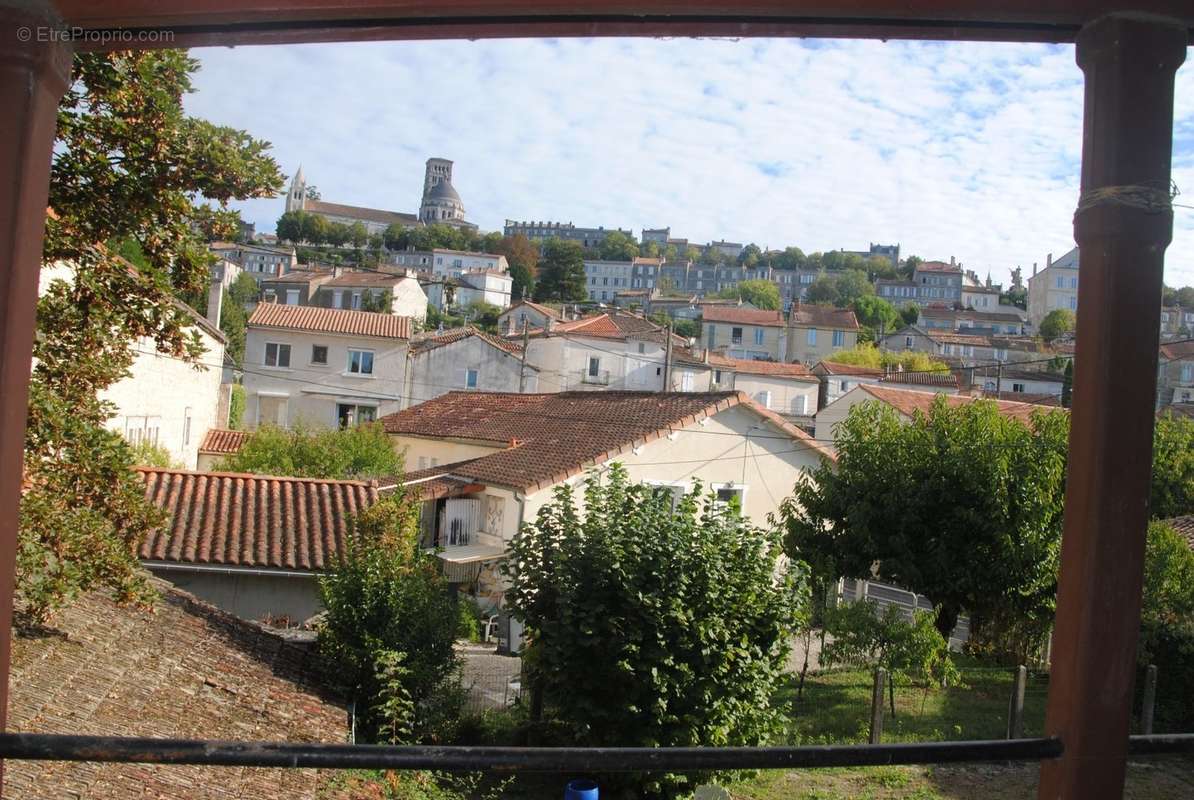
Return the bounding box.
[284,157,476,235]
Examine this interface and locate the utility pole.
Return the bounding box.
[995,360,1003,400]
[662,321,673,392]
[518,319,530,393]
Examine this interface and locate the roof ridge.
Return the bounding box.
[134,465,375,487]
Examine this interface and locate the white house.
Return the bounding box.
[670,352,821,425]
[243,303,411,429]
[209,241,297,285]
[811,359,960,409]
[39,260,227,470]
[430,249,509,278]
[456,270,513,310]
[404,326,536,407]
[814,383,1065,450]
[1027,248,1080,328]
[378,390,834,605]
[521,311,683,391]
[498,300,561,336]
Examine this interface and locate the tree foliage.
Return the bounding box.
[20,50,281,624]
[899,303,921,326]
[505,465,797,798]
[1039,308,1076,342]
[318,487,462,743]
[783,397,1070,652]
[217,422,400,479]
[833,269,874,308]
[805,272,839,306]
[715,279,781,310]
[596,230,639,261]
[852,296,902,343]
[824,344,947,374]
[1151,412,1194,519]
[533,238,587,302]
[822,601,958,716]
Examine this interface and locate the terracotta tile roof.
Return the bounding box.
[882,371,960,389]
[976,391,1062,406]
[380,390,830,491]
[322,270,412,288]
[1160,339,1194,360]
[8,579,346,800]
[789,303,860,331]
[412,325,524,356]
[378,464,487,500]
[1159,403,1194,420]
[525,312,673,343]
[1163,515,1194,550]
[137,468,379,571]
[504,299,562,320]
[814,360,885,377]
[198,428,250,456]
[857,384,1066,424]
[916,260,963,274]
[701,306,786,328]
[708,353,819,381]
[261,269,331,286]
[921,307,1026,324]
[248,302,412,339]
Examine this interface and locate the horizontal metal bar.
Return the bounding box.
[1127,734,1194,755]
[0,733,1062,771]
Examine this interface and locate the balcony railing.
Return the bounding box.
[581,369,611,385]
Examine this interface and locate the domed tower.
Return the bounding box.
[419,158,466,224]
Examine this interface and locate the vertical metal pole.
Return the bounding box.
[1038,15,1186,800]
[519,319,530,392]
[662,321,673,391]
[869,667,886,745]
[1141,664,1157,736]
[0,4,73,789]
[1007,665,1027,740]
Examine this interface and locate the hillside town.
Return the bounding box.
[6,17,1194,800]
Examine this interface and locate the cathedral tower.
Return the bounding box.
[285,165,306,213]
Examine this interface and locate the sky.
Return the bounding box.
[185,37,1194,288]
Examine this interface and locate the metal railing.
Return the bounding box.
[0,732,1190,772]
[580,369,611,385]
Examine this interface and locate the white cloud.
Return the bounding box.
[185,37,1194,287]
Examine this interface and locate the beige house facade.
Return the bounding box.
[1027,247,1080,328]
[786,302,860,365]
[701,306,788,361]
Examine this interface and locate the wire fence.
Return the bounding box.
[458,642,522,714]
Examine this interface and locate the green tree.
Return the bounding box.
[359,290,393,313]
[834,268,874,308]
[1176,286,1194,307]
[505,465,797,798]
[1151,412,1194,519]
[348,221,369,250]
[824,343,947,373]
[672,318,701,339]
[640,240,662,258]
[1061,360,1074,408]
[597,230,639,261]
[383,223,410,251]
[219,290,248,367]
[822,601,958,717]
[715,278,780,310]
[852,296,901,343]
[509,263,534,301]
[771,246,807,271]
[228,271,259,305]
[1039,308,1076,342]
[318,486,462,743]
[864,255,898,281]
[301,212,328,245]
[217,422,400,479]
[19,49,281,624]
[533,238,587,302]
[899,303,921,326]
[737,243,763,267]
[325,221,351,247]
[463,300,502,333]
[1141,520,1194,625]
[275,210,306,244]
[805,273,840,305]
[900,255,923,279]
[228,384,246,430]
[783,396,1070,652]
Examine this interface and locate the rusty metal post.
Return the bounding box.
[1140,665,1157,736]
[0,0,73,786]
[1038,14,1187,800]
[1007,665,1027,741]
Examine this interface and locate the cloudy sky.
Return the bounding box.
[186,38,1194,287]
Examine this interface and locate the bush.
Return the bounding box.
[505,464,798,798]
[455,599,483,643]
[228,384,245,430]
[318,489,462,743]
[218,421,399,479]
[128,438,181,469]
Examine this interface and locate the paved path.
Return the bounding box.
[457,641,521,711]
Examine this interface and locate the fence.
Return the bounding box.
[458,642,522,714]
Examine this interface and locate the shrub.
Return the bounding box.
[505,464,798,798]
[218,421,399,479]
[318,489,462,743]
[128,438,181,469]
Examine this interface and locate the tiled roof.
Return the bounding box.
[322,270,411,288]
[1159,403,1194,420]
[707,353,819,381]
[248,302,412,339]
[921,307,1026,324]
[137,468,380,571]
[857,384,1066,424]
[380,391,830,491]
[1163,515,1194,550]
[814,360,884,377]
[7,579,346,800]
[198,428,250,455]
[916,260,963,274]
[379,463,487,500]
[503,299,562,320]
[261,269,331,286]
[701,306,786,327]
[1160,339,1194,360]
[789,303,860,331]
[412,325,524,356]
[305,198,418,226]
[882,371,959,389]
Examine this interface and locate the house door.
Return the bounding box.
[628,358,647,388]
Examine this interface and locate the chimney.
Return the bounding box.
[703,347,710,364]
[1032,262,1038,277]
[206,276,223,329]
[950,256,956,266]
[1047,252,1053,269]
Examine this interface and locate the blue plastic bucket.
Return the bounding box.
[564,778,598,800]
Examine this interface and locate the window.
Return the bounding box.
[638,342,646,354]
[1069,296,1077,310]
[792,395,808,415]
[944,344,953,355]
[1012,383,1026,393]
[311,345,328,365]
[182,408,192,447]
[681,371,694,391]
[832,330,845,347]
[714,369,723,384]
[648,483,685,512]
[840,380,849,392]
[1056,276,1065,288]
[755,390,772,409]
[337,403,377,428]
[257,395,288,427]
[347,349,374,375]
[264,342,291,368]
[465,368,479,389]
[749,327,764,346]
[905,336,913,349]
[285,289,300,305]
[995,348,1007,361]
[731,326,743,345]
[1181,364,1193,383]
[1070,277,1078,289]
[332,290,343,308]
[807,328,817,346]
[713,485,745,514]
[351,292,362,309]
[588,356,601,377]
